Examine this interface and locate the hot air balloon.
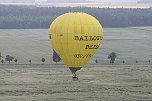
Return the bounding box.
[49,12,103,80]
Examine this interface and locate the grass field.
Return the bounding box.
[0,27,152,100]
[0,27,152,65]
[0,65,152,101]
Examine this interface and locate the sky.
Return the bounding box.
[91,0,138,2]
[0,0,151,3]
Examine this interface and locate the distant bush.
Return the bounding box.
[123,60,125,64]
[0,52,3,60]
[14,58,18,64]
[29,59,31,64]
[41,58,45,64]
[108,52,117,65]
[148,60,151,64]
[5,55,14,64]
[1,60,4,64]
[95,59,98,64]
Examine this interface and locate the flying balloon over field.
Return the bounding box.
[49,12,103,80]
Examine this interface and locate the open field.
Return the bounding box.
[0,27,152,64]
[0,65,152,101]
[0,27,152,100]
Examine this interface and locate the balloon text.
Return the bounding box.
[74,36,103,41]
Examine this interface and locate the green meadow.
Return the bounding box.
[0,27,152,101]
[0,27,152,65]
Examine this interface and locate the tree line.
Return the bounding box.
[0,51,151,65]
[0,51,61,64]
[0,5,152,28]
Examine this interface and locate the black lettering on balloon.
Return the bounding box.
[85,44,101,49]
[84,36,88,41]
[74,54,93,58]
[80,36,84,41]
[85,45,89,49]
[74,35,102,50]
[89,36,92,41]
[74,36,79,40]
[74,35,103,41]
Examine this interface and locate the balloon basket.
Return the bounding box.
[72,74,78,81]
[69,67,81,81]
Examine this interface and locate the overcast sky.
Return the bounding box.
[91,0,138,2]
[0,0,147,3]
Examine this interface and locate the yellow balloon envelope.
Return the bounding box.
[49,12,103,73]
